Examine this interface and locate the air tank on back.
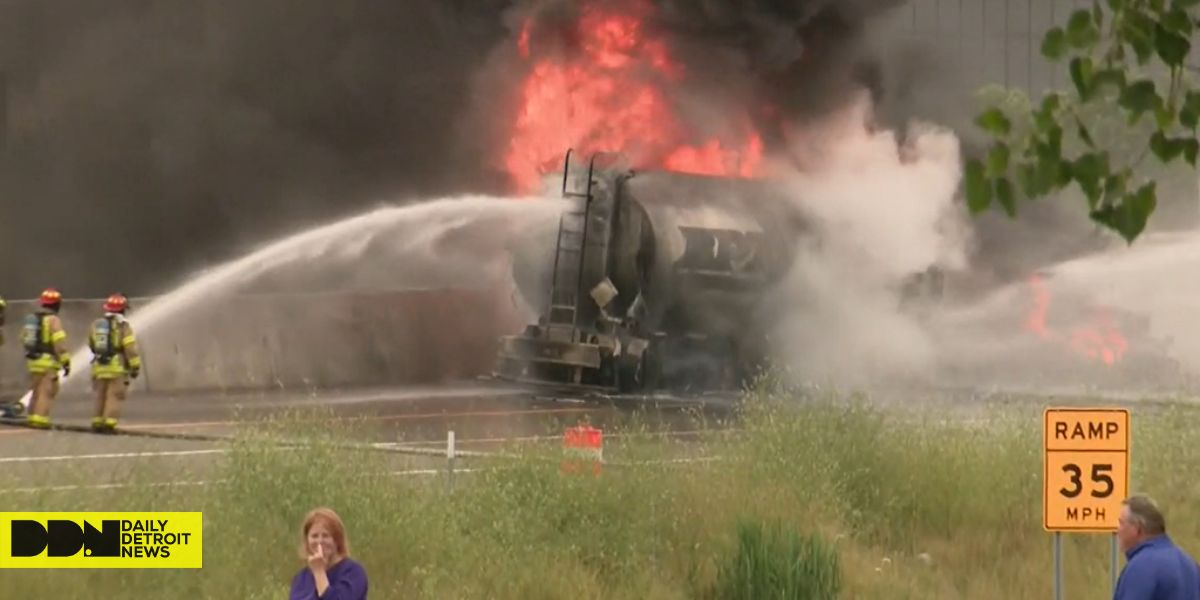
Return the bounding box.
[496,151,810,394]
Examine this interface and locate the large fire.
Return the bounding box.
[1025,274,1129,367]
[504,0,765,193]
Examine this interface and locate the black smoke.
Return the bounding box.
[654,0,911,120]
[0,0,513,298]
[0,0,927,300]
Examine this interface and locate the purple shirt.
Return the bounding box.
[289,557,368,600]
[1114,535,1200,600]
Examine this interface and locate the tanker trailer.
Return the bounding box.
[493,150,812,395]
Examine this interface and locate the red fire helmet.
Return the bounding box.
[39,288,62,307]
[103,293,128,313]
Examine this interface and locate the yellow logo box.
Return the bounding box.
[0,512,202,569]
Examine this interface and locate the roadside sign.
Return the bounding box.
[1043,408,1130,532]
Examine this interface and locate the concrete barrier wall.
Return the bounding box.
[0,287,531,396]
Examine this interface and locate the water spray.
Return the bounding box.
[2,196,561,418]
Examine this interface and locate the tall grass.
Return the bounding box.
[0,384,1197,599]
[709,519,841,600]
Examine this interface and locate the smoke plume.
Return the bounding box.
[766,91,969,387]
[0,0,949,303]
[0,0,513,298]
[465,0,921,182]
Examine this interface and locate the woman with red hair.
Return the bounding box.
[288,507,368,600]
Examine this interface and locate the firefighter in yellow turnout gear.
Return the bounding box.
[88,294,140,433]
[22,289,71,428]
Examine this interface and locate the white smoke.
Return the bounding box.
[766,90,970,387]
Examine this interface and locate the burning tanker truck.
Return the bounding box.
[492,150,830,395]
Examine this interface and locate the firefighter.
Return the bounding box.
[88,293,140,433]
[21,288,70,428]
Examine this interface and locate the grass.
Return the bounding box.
[709,519,841,600]
[1,378,1198,599]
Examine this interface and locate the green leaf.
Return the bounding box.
[1154,24,1191,67]
[1181,107,1199,129]
[1090,68,1127,98]
[1173,0,1200,8]
[1089,206,1118,234]
[964,159,991,213]
[1057,159,1074,188]
[1036,125,1065,164]
[995,179,1016,217]
[1106,0,1123,8]
[1032,155,1059,196]
[1090,182,1157,244]
[1045,123,1063,157]
[1040,93,1061,115]
[1129,37,1155,64]
[1073,152,1108,208]
[1067,9,1099,48]
[1034,109,1056,134]
[1184,139,1200,166]
[1162,8,1194,35]
[1187,91,1200,112]
[975,107,1011,136]
[1122,11,1157,64]
[1032,94,1060,136]
[1041,27,1068,60]
[1150,131,1183,162]
[1070,57,1094,99]
[1155,105,1174,129]
[1150,131,1167,162]
[987,143,1010,176]
[1183,92,1200,129]
[1076,117,1096,148]
[1122,182,1157,243]
[1119,79,1160,121]
[1017,162,1037,198]
[1103,171,1128,207]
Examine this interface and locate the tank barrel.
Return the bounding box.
[493,151,807,395]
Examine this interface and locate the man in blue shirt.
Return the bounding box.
[1114,495,1200,600]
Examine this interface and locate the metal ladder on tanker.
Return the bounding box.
[545,207,584,342]
[544,150,605,343]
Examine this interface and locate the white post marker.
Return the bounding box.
[446,430,456,491]
[1042,407,1130,599]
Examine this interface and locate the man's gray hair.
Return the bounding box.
[1123,495,1166,535]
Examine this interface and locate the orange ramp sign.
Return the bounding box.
[1043,408,1130,532]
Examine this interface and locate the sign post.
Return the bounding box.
[1043,407,1130,598]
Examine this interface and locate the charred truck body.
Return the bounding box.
[494,151,811,395]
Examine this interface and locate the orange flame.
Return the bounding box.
[517,20,532,59]
[1024,274,1052,339]
[504,0,764,193]
[1024,274,1129,367]
[1069,309,1129,366]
